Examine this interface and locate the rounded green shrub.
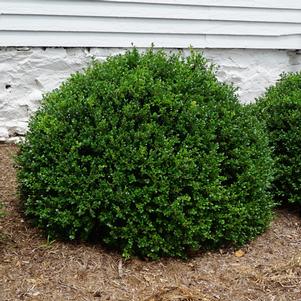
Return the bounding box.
[17,49,274,259]
[253,71,301,205]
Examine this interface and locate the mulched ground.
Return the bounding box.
[1,144,301,301]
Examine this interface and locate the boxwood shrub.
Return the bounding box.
[16,49,274,259]
[252,71,301,205]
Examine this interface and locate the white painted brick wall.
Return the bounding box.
[0,47,300,141]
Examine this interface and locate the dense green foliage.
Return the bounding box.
[252,71,301,205]
[17,49,274,259]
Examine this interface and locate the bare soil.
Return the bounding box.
[1,144,301,301]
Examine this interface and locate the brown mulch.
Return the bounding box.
[1,144,301,301]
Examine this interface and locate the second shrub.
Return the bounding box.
[252,71,301,205]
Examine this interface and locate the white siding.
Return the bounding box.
[0,0,301,49]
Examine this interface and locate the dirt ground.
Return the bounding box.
[1,144,301,301]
